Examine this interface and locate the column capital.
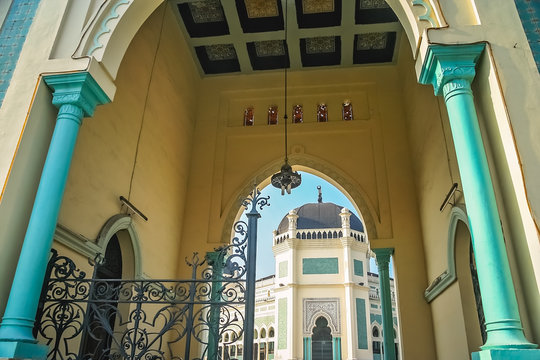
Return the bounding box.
[44,72,110,117]
[373,248,393,269]
[419,44,486,96]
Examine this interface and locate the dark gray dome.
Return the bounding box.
[277,202,364,234]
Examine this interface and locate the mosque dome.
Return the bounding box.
[277,202,364,234]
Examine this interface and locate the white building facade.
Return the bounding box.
[223,200,398,360]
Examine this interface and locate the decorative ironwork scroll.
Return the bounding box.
[34,189,269,360]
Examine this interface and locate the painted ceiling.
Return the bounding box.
[173,0,402,75]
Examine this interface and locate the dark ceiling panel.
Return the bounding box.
[178,1,229,37]
[300,36,341,67]
[235,0,284,33]
[247,40,290,70]
[295,0,342,28]
[355,0,398,24]
[353,32,396,64]
[195,44,241,74]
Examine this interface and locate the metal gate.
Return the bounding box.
[33,189,269,360]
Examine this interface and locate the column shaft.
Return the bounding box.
[0,72,109,359]
[0,104,83,342]
[419,44,537,353]
[443,79,533,349]
[374,248,396,360]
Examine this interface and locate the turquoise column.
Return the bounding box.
[420,44,538,359]
[374,248,396,360]
[0,72,109,359]
[337,337,341,360]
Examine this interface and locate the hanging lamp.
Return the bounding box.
[271,0,301,195]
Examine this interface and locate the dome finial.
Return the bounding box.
[317,185,322,203]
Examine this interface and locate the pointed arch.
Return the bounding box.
[220,154,381,244]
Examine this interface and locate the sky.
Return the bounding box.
[239,171,393,279]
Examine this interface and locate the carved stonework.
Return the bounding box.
[255,40,286,57]
[306,36,336,54]
[359,0,389,9]
[302,0,335,14]
[435,65,476,95]
[411,0,438,27]
[87,0,132,57]
[442,78,473,100]
[244,0,279,18]
[303,298,341,335]
[205,44,237,61]
[189,0,225,23]
[356,32,387,50]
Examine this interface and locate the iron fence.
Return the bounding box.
[33,189,269,360]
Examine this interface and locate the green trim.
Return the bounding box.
[419,43,486,96]
[278,298,287,349]
[424,206,469,302]
[302,257,339,274]
[356,298,368,349]
[472,349,540,360]
[44,72,110,117]
[353,259,364,276]
[278,261,288,278]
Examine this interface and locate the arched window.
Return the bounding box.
[323,231,327,239]
[261,328,266,338]
[333,231,338,238]
[372,326,379,338]
[224,333,229,342]
[296,232,301,238]
[307,232,312,239]
[302,232,306,239]
[254,329,258,339]
[269,327,275,338]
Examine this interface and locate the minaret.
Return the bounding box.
[340,207,351,238]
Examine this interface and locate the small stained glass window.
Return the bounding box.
[268,105,278,125]
[292,104,303,123]
[244,106,254,126]
[317,103,328,122]
[342,100,353,120]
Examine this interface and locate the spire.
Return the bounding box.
[317,185,322,203]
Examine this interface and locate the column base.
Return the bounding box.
[472,349,540,360]
[0,340,47,359]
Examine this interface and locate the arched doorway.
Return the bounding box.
[80,234,123,358]
[312,316,333,360]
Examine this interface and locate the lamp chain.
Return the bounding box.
[284,0,288,163]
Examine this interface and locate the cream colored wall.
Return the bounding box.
[56,4,199,279]
[0,82,57,316]
[176,40,435,358]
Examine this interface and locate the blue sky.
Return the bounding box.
[239,171,393,279]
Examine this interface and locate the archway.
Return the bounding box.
[312,316,333,360]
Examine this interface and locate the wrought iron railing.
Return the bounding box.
[33,189,269,360]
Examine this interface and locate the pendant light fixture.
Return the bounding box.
[271,0,301,195]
